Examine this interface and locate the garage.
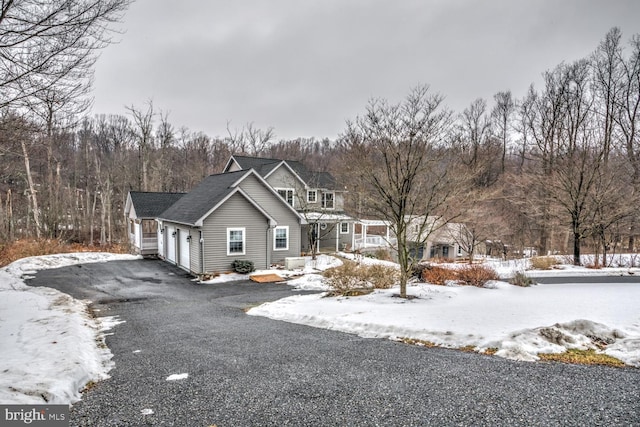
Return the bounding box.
[178,228,190,271]
[166,225,176,263]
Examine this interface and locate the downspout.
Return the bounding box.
[335,222,339,252]
[200,230,205,275]
[267,222,276,269]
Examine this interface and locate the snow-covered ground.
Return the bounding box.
[249,255,640,367]
[0,252,139,404]
[2,251,639,406]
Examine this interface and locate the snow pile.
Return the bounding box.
[248,279,640,366]
[0,252,138,404]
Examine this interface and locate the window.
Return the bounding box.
[274,226,289,250]
[307,190,317,203]
[276,188,295,207]
[340,222,349,234]
[227,228,245,255]
[321,192,335,209]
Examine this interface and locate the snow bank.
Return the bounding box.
[248,280,640,366]
[0,252,138,404]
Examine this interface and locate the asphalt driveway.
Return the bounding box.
[27,259,639,426]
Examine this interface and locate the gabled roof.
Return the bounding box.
[157,169,304,227]
[224,155,282,176]
[225,155,341,190]
[158,171,247,226]
[127,192,186,218]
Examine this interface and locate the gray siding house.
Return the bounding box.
[224,155,356,253]
[156,169,303,274]
[124,191,185,255]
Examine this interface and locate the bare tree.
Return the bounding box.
[492,91,515,173]
[340,85,458,298]
[0,0,131,109]
[615,33,640,250]
[226,121,275,156]
[127,101,156,191]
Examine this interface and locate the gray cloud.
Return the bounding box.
[92,0,640,140]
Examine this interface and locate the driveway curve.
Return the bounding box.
[27,259,639,426]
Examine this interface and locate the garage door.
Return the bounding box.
[178,228,190,271]
[166,225,176,263]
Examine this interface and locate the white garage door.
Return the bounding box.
[178,228,190,270]
[166,225,176,263]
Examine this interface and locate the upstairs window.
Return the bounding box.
[321,192,335,210]
[307,190,317,203]
[276,188,295,207]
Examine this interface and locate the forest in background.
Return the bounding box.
[1,20,639,265]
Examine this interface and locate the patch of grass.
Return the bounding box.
[483,347,498,355]
[538,349,626,367]
[398,337,439,348]
[458,345,476,353]
[82,380,98,392]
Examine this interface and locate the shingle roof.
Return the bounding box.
[129,192,186,218]
[231,156,281,176]
[157,170,247,226]
[231,155,340,190]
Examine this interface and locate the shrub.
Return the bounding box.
[456,264,500,287]
[530,256,559,270]
[232,259,255,273]
[364,264,400,289]
[422,265,458,286]
[323,262,400,295]
[323,262,369,294]
[373,248,393,261]
[509,271,536,287]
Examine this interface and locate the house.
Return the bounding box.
[155,169,304,274]
[124,191,185,255]
[355,216,469,261]
[223,155,356,253]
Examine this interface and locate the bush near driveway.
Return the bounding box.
[323,262,399,296]
[421,264,500,288]
[530,256,560,270]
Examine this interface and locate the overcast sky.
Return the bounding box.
[91,0,640,141]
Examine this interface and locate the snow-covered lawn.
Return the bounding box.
[2,251,639,406]
[0,253,139,404]
[249,255,640,367]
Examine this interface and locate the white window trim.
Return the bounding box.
[273,226,289,251]
[322,192,335,210]
[275,188,295,208]
[340,222,349,234]
[227,227,246,256]
[307,189,317,203]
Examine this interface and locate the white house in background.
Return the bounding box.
[355,216,469,261]
[224,155,356,253]
[124,191,185,255]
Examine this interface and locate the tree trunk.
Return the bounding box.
[573,230,581,266]
[20,139,41,238]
